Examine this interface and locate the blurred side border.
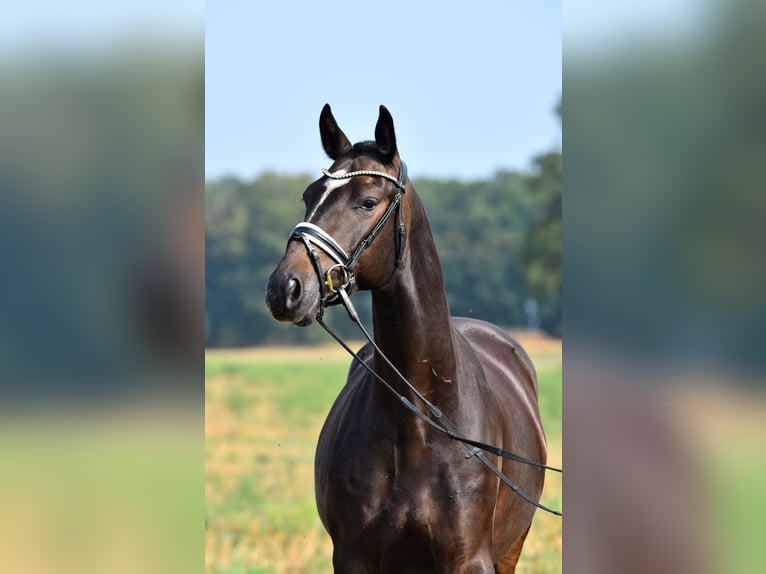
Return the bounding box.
[564,1,766,573]
[0,3,204,574]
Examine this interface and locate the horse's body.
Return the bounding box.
[266,105,547,573]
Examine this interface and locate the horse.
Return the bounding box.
[265,104,547,573]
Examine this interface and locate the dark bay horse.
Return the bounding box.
[266,105,547,573]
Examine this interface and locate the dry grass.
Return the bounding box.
[206,333,561,573]
[206,343,360,364]
[205,329,560,365]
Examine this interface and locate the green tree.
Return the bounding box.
[205,145,563,346]
[522,149,562,336]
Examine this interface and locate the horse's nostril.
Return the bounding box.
[285,277,302,310]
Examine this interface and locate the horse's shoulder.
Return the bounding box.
[451,317,538,393]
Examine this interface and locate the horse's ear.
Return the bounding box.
[375,105,398,163]
[319,104,351,160]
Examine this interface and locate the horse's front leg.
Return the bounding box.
[331,544,369,574]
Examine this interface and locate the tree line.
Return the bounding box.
[205,150,560,347]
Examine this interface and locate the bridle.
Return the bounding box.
[289,161,407,317]
[285,159,563,517]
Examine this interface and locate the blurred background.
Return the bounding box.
[565,0,766,572]
[0,1,203,573]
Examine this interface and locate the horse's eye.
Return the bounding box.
[360,198,378,211]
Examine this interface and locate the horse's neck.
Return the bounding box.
[371,194,457,400]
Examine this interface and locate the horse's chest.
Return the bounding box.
[326,438,461,540]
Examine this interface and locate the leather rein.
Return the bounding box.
[287,161,563,517]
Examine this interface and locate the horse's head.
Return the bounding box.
[266,104,408,326]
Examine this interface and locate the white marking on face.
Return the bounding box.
[307,174,351,222]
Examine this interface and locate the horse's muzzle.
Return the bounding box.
[265,265,320,326]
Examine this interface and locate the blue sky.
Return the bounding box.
[206,2,561,180]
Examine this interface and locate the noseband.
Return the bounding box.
[289,161,408,317]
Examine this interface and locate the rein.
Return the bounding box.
[318,291,563,517]
[289,162,563,517]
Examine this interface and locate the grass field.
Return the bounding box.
[205,333,561,573]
